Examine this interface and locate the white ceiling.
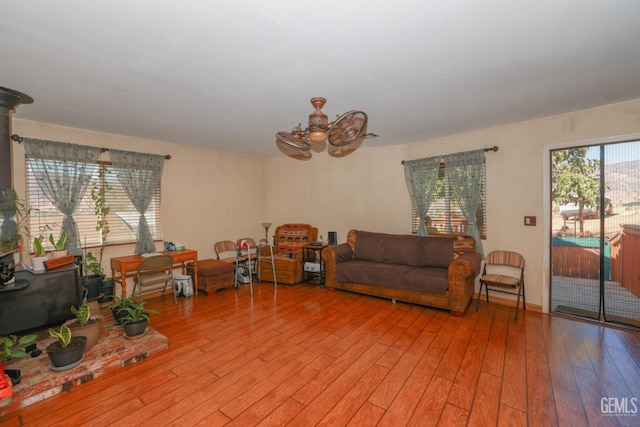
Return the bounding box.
[2,1,640,158]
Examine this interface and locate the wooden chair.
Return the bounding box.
[132,255,177,304]
[476,250,525,320]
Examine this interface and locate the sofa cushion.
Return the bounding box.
[403,267,449,294]
[417,236,454,268]
[354,231,386,263]
[337,259,413,286]
[380,234,422,266]
[354,231,424,266]
[331,243,353,263]
[354,231,453,268]
[336,260,449,295]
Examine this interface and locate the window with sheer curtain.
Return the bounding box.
[26,161,162,252]
[410,162,487,239]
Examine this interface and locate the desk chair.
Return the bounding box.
[132,255,177,304]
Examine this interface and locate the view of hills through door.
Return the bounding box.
[550,139,640,329]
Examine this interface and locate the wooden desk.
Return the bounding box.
[110,249,198,296]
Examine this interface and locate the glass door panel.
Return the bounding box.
[550,140,640,328]
[603,141,640,327]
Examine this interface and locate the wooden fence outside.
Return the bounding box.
[551,237,610,280]
[610,224,640,298]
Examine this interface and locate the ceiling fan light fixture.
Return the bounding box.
[307,97,328,143]
[276,97,375,159]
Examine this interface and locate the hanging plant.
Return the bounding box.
[90,166,111,267]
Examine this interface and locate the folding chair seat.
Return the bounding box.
[132,254,177,304]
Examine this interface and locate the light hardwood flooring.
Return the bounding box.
[2,283,639,426]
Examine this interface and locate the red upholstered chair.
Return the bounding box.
[259,223,318,284]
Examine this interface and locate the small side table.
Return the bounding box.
[302,243,330,286]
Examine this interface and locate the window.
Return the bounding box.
[26,161,162,251]
[411,163,487,238]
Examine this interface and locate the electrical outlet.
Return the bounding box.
[524,216,536,226]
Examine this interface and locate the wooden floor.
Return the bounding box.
[2,283,639,426]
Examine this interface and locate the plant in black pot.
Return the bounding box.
[119,299,158,339]
[79,251,105,301]
[46,324,86,371]
[64,302,104,350]
[0,334,38,398]
[107,294,137,325]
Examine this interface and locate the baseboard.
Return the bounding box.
[473,292,542,313]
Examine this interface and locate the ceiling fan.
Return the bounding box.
[275,97,376,160]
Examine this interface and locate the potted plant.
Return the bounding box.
[119,299,158,338]
[64,302,104,349]
[46,324,86,370]
[31,236,48,271]
[107,294,139,325]
[48,230,68,258]
[79,251,105,300]
[0,334,38,398]
[11,193,35,266]
[91,167,114,304]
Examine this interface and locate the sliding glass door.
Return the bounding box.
[550,140,640,328]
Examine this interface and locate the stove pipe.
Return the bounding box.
[0,87,33,188]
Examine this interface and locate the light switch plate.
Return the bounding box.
[524,216,536,226]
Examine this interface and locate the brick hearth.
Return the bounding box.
[0,312,168,417]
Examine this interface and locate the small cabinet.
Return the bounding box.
[302,244,329,286]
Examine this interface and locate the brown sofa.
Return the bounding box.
[259,223,318,284]
[323,230,481,316]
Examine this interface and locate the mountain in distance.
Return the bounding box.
[605,160,640,207]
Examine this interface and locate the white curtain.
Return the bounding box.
[109,149,165,254]
[23,139,101,255]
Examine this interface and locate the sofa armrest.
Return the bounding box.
[322,243,352,289]
[447,252,481,315]
[456,252,482,277]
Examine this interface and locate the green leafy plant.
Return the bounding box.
[31,222,56,257]
[91,166,111,266]
[71,303,91,326]
[14,193,35,250]
[0,334,38,363]
[106,294,137,311]
[106,294,138,324]
[118,299,158,325]
[49,230,67,250]
[80,251,104,276]
[48,325,72,349]
[33,236,46,257]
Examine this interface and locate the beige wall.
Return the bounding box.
[11,98,640,308]
[11,119,265,295]
[264,98,640,311]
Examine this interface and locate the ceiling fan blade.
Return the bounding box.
[275,131,312,159]
[327,111,368,147]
